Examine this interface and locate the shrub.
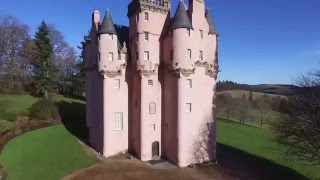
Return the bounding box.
[0,119,13,135]
[0,164,6,180]
[28,98,60,121]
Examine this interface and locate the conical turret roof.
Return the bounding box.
[98,10,117,35]
[170,1,193,30]
[205,8,218,35]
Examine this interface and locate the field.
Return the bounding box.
[217,118,320,179]
[0,125,95,180]
[0,94,38,121]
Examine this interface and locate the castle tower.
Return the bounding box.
[97,10,129,157]
[127,0,171,161]
[162,0,219,167]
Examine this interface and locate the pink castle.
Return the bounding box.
[83,0,219,167]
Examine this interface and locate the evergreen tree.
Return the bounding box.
[33,21,59,97]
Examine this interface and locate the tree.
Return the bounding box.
[0,14,30,93]
[33,21,59,97]
[249,90,253,102]
[238,94,249,124]
[272,69,320,164]
[256,97,271,126]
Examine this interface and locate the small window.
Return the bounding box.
[137,34,139,41]
[121,53,126,60]
[187,49,191,59]
[114,79,120,89]
[200,30,203,39]
[187,29,191,36]
[187,79,192,88]
[144,32,149,41]
[170,49,174,60]
[136,52,139,60]
[114,112,123,130]
[186,103,192,112]
[136,13,139,22]
[149,102,156,114]
[145,12,149,21]
[109,34,113,40]
[199,51,203,61]
[109,52,114,61]
[150,124,155,131]
[98,53,101,62]
[144,51,149,61]
[148,80,153,86]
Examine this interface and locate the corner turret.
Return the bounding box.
[170,1,193,30]
[205,8,218,35]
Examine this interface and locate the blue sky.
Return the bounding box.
[1,0,319,84]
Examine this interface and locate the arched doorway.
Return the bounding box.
[152,141,159,158]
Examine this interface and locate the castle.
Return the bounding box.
[83,0,219,167]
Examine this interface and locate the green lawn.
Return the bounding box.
[217,117,320,179]
[0,94,37,121]
[0,125,95,180]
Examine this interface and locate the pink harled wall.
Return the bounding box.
[162,0,217,167]
[86,0,218,167]
[129,9,169,161]
[99,32,129,157]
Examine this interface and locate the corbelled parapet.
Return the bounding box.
[128,0,171,17]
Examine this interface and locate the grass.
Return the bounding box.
[217,117,320,179]
[0,125,95,180]
[0,94,37,121]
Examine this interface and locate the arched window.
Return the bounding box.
[149,102,156,114]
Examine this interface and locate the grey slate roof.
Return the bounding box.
[98,10,117,35]
[170,1,193,30]
[205,9,218,35]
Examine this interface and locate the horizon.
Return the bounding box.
[0,0,319,85]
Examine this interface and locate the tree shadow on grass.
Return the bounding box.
[57,100,89,143]
[217,143,308,180]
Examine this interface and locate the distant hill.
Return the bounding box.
[217,90,287,100]
[217,81,301,96]
[252,84,301,96]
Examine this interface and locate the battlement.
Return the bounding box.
[128,0,171,17]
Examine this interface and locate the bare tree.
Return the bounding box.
[0,14,30,93]
[256,97,271,126]
[238,94,249,124]
[217,93,236,121]
[272,69,320,164]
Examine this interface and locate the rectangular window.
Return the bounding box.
[145,12,149,21]
[98,53,100,62]
[170,49,174,60]
[150,124,155,131]
[187,29,191,36]
[136,52,139,60]
[136,13,139,22]
[144,32,149,41]
[200,30,203,39]
[109,52,114,61]
[144,51,149,61]
[114,112,123,130]
[149,102,156,114]
[121,53,126,60]
[199,51,203,60]
[186,103,192,112]
[148,80,153,86]
[165,123,169,132]
[137,34,139,42]
[187,79,192,88]
[114,79,120,89]
[187,49,191,59]
[109,34,113,40]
